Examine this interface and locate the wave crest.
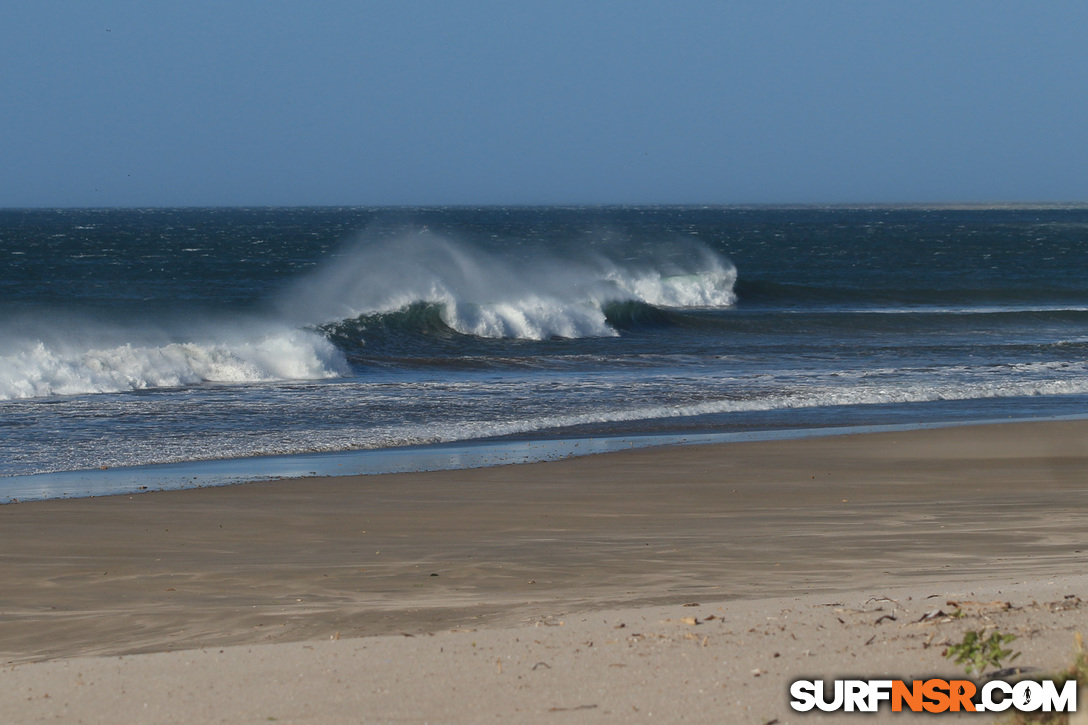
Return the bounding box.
[0,329,347,400]
[284,232,737,341]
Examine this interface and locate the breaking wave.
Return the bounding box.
[0,231,737,400]
[0,328,347,401]
[284,232,737,342]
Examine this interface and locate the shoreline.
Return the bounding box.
[2,418,1087,722]
[6,411,1088,504]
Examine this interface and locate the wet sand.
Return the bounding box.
[2,419,1087,722]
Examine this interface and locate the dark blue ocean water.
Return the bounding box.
[3,206,1088,493]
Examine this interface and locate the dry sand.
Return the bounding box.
[2,420,1087,723]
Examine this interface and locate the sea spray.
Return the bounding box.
[281,231,737,340]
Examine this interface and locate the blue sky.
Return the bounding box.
[3,1,1086,207]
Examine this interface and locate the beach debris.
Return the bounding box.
[1046,596,1082,612]
[865,596,900,607]
[916,609,947,622]
[532,661,551,670]
[683,602,699,607]
[946,599,1013,611]
[874,614,897,625]
[680,616,699,626]
[548,704,597,712]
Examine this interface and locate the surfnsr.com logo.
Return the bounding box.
[790,678,1078,714]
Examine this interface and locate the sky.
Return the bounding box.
[2,1,1087,207]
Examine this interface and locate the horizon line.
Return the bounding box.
[3,200,1088,212]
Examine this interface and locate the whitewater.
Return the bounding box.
[0,231,736,400]
[3,205,1088,492]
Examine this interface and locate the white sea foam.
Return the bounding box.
[444,296,615,339]
[166,369,1088,461]
[283,232,737,340]
[9,357,1088,476]
[0,233,736,400]
[366,368,1088,448]
[845,304,1088,315]
[0,328,347,401]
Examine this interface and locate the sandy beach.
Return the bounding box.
[2,419,1087,723]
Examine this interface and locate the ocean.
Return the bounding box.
[3,205,1088,501]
